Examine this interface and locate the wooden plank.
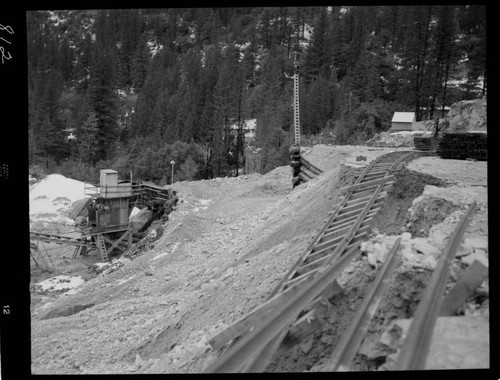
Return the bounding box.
[296,255,328,276]
[363,171,389,179]
[340,175,395,195]
[321,217,374,243]
[268,189,353,299]
[342,193,372,207]
[333,205,380,229]
[363,169,391,178]
[313,234,345,253]
[327,214,359,229]
[334,207,365,223]
[348,183,393,200]
[440,260,488,316]
[338,199,370,214]
[321,224,352,242]
[300,165,317,179]
[285,267,320,289]
[298,172,310,183]
[326,210,377,234]
[334,198,383,227]
[312,225,372,258]
[326,217,356,232]
[345,192,387,208]
[300,157,323,175]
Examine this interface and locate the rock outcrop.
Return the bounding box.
[446,97,487,132]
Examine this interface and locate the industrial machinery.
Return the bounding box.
[30,169,178,262]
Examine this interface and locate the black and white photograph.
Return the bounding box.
[2,5,491,376]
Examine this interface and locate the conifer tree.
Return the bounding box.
[87,11,120,162]
[303,8,334,83]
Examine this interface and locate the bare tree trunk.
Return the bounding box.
[482,68,487,96]
[414,6,433,121]
[441,51,451,117]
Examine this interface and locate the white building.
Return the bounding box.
[390,112,415,132]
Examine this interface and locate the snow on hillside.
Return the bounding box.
[147,38,163,57]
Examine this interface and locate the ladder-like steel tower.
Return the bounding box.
[293,52,300,146]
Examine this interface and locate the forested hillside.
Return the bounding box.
[27,6,486,183]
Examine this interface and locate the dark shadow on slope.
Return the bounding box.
[372,168,449,236]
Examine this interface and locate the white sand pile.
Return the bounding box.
[29,174,95,228]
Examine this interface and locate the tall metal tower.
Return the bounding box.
[293,52,300,146]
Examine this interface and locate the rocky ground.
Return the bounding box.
[30,144,488,373]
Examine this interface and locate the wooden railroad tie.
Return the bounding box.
[340,175,395,195]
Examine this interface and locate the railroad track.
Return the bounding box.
[206,150,423,371]
[269,150,419,297]
[206,149,479,372]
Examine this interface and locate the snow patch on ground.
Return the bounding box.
[116,275,137,286]
[36,275,85,292]
[150,242,180,262]
[193,199,212,213]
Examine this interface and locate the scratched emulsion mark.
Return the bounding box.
[0,23,14,64]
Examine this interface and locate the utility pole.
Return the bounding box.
[170,160,175,184]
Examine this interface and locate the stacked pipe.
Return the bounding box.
[299,156,323,181]
[413,135,439,152]
[289,145,324,188]
[438,132,487,161]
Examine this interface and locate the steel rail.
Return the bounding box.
[205,243,363,373]
[353,153,389,184]
[234,152,410,371]
[324,237,402,371]
[393,201,477,370]
[268,152,405,298]
[239,182,387,371]
[206,151,420,372]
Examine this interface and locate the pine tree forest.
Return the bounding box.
[27,7,487,184]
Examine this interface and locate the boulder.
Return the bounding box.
[456,241,473,258]
[412,238,441,258]
[461,250,488,267]
[381,316,489,369]
[463,236,488,252]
